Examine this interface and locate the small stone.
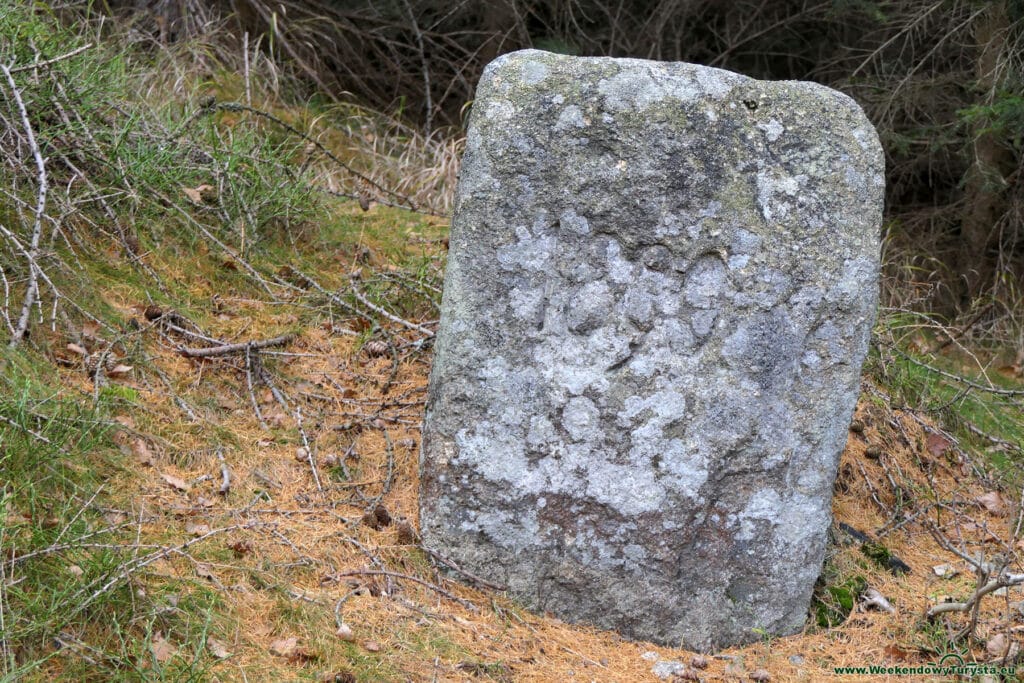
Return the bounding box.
[361,640,381,653]
[641,651,660,662]
[788,655,805,665]
[335,624,355,642]
[749,670,771,682]
[865,445,883,459]
[651,660,686,679]
[295,446,310,462]
[67,565,84,577]
[322,453,339,467]
[689,655,709,669]
[932,563,956,577]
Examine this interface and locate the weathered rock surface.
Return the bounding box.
[420,49,883,650]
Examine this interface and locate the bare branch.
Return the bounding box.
[2,64,48,346]
[179,334,295,358]
[10,43,93,74]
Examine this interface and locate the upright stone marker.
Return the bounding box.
[420,50,883,650]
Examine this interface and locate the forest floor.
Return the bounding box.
[8,201,1024,682]
[2,6,1024,682]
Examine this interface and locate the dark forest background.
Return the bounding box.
[110,0,1023,320]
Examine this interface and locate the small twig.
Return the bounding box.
[69,523,258,618]
[242,32,252,106]
[0,266,13,335]
[856,460,888,514]
[257,364,290,412]
[892,346,1024,397]
[329,569,477,611]
[216,447,231,495]
[0,413,60,450]
[349,282,435,338]
[214,102,418,211]
[245,344,267,430]
[563,647,608,669]
[10,44,93,73]
[422,546,507,591]
[332,588,362,631]
[927,572,1024,617]
[861,587,896,613]
[179,333,294,358]
[296,406,322,492]
[402,0,433,136]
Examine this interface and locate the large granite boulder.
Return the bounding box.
[420,49,883,650]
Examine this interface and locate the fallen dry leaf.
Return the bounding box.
[133,439,154,466]
[81,320,100,339]
[977,491,1007,516]
[925,432,952,458]
[161,472,189,491]
[265,412,288,428]
[151,632,177,663]
[987,632,1009,660]
[361,640,381,653]
[195,563,217,580]
[182,184,215,204]
[997,364,1023,379]
[185,521,211,536]
[103,510,127,525]
[269,636,317,662]
[883,644,914,662]
[206,637,231,659]
[66,342,87,355]
[269,637,298,658]
[106,363,133,378]
[229,540,253,558]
